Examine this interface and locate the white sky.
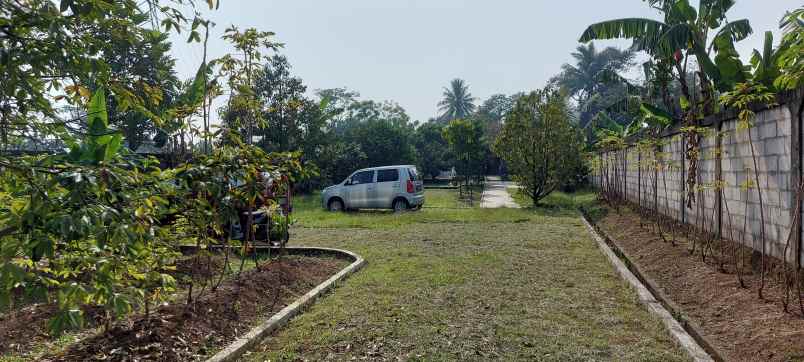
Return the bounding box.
[169,0,801,123]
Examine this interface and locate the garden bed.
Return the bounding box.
[595,205,804,362]
[1,253,348,362]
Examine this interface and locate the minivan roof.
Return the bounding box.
[355,165,416,172]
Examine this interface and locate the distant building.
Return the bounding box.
[436,167,456,180]
[133,141,169,155]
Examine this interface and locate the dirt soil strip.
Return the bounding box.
[595,207,804,362]
[32,250,349,361]
[207,247,366,362]
[580,215,714,362]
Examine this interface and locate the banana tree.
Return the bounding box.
[580,0,752,114]
[749,31,785,90]
[581,0,751,207]
[775,7,804,90]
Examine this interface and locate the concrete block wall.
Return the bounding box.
[592,92,803,264]
[641,149,657,210]
[616,149,628,198]
[719,106,794,261]
[625,146,640,203]
[657,136,685,222]
[685,129,720,234]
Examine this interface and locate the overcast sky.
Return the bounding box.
[169,0,801,123]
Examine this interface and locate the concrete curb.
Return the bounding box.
[205,247,366,362]
[580,216,714,362]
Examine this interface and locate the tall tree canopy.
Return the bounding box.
[414,121,452,180]
[554,43,635,106]
[493,88,584,205]
[311,89,419,185]
[254,54,326,158]
[442,119,485,185]
[438,78,476,121]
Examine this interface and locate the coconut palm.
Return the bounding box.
[438,78,476,121]
[555,43,635,105]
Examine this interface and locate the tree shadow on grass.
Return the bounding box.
[512,189,600,218]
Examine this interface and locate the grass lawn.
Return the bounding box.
[242,189,688,361]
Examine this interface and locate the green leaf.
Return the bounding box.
[580,18,666,45]
[88,88,108,136]
[48,309,84,336]
[94,143,107,163]
[32,238,54,262]
[104,134,122,161]
[672,0,697,22]
[185,62,207,106]
[640,103,673,127]
[713,36,747,90]
[713,19,753,44]
[110,294,132,317]
[680,96,690,110]
[700,0,737,28]
[657,23,694,54]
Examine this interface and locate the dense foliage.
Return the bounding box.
[442,119,485,185]
[493,88,584,205]
[586,2,804,313]
[0,0,320,338]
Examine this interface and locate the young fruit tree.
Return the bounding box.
[442,119,485,187]
[493,88,584,205]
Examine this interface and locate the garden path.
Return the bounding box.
[480,176,520,208]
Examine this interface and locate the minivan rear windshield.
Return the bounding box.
[408,168,419,181]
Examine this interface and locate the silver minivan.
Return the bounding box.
[321,165,425,212]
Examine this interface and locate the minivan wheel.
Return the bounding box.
[328,199,344,212]
[392,198,408,213]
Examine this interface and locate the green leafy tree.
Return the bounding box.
[414,121,451,180]
[580,0,754,207]
[580,0,753,112]
[474,94,523,175]
[254,55,325,154]
[218,27,282,145]
[317,142,368,184]
[493,88,584,205]
[91,23,180,151]
[775,7,804,90]
[438,78,476,122]
[553,44,635,108]
[1,89,178,334]
[0,0,213,153]
[442,119,485,186]
[350,117,417,167]
[327,97,418,167]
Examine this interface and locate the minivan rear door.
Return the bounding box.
[373,168,401,208]
[408,167,424,193]
[346,170,375,208]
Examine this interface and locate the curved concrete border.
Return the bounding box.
[205,246,366,362]
[579,215,714,362]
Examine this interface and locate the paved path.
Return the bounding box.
[480,176,520,208]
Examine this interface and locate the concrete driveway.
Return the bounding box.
[480,176,520,208]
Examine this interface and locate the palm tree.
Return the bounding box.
[438,78,476,121]
[555,43,635,106]
[553,44,636,130]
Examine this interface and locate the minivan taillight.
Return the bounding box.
[406,180,414,193]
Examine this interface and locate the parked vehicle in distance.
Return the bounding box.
[322,165,425,212]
